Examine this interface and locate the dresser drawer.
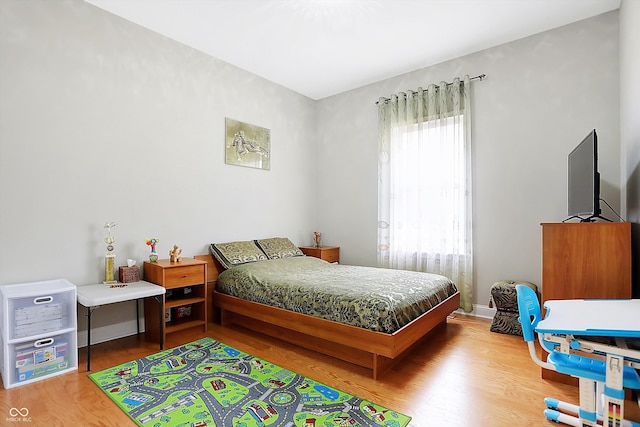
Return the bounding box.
[164,265,204,288]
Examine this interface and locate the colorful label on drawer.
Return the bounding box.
[33,346,57,364]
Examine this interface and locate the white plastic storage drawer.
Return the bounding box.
[1,279,77,341]
[4,330,77,388]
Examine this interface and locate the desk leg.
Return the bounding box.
[155,295,164,350]
[136,299,140,334]
[577,378,597,426]
[86,306,95,371]
[603,354,624,427]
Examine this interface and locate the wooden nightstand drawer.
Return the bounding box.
[299,246,340,263]
[164,265,205,288]
[322,250,339,263]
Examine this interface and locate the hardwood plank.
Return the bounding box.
[1,315,638,426]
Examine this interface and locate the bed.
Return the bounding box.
[195,237,460,379]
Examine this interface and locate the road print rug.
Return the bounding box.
[89,337,411,427]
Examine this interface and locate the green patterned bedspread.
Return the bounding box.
[216,256,458,334]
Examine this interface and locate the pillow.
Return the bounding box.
[209,240,268,269]
[255,237,304,260]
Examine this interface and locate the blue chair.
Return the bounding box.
[515,284,640,427]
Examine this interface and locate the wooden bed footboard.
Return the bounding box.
[194,253,461,379]
[214,289,460,379]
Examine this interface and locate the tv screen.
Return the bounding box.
[567,129,600,220]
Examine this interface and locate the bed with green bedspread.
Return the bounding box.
[216,256,458,334]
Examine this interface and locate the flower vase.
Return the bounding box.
[145,238,160,262]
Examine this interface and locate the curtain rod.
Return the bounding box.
[376,73,486,105]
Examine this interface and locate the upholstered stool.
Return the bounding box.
[490,280,538,336]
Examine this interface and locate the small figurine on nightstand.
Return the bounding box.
[169,244,182,262]
[314,231,322,248]
[146,238,159,262]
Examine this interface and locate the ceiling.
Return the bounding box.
[84,0,621,100]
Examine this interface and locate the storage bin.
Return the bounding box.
[1,279,78,388]
[9,293,75,341]
[6,331,76,386]
[2,279,76,340]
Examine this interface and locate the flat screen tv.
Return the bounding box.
[566,129,601,222]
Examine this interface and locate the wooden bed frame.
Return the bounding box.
[194,254,461,379]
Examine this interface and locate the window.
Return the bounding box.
[377,77,473,311]
[389,116,466,255]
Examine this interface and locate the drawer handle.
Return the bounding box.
[33,296,54,305]
[34,338,54,347]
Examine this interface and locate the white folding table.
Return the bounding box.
[75,281,165,371]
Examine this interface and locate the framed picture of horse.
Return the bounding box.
[225,118,271,170]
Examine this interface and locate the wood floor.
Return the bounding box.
[2,314,638,426]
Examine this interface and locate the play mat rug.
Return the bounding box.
[89,337,411,427]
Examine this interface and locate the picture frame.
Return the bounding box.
[225,118,271,170]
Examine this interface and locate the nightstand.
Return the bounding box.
[143,258,207,344]
[299,246,340,263]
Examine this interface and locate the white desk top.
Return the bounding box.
[76,281,165,307]
[536,299,640,338]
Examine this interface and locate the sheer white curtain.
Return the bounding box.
[377,76,473,312]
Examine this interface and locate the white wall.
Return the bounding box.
[316,12,621,310]
[619,0,640,296]
[0,0,317,344]
[0,1,628,344]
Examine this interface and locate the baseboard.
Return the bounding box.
[454,303,496,320]
[74,304,495,349]
[77,317,145,348]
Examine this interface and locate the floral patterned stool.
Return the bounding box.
[490,280,538,336]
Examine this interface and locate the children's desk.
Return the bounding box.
[536,299,640,426]
[76,281,165,371]
[536,299,640,338]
